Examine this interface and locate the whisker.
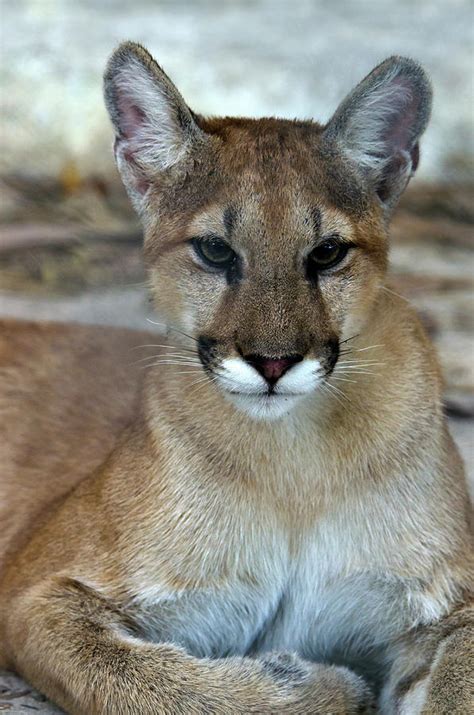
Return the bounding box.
[188,375,219,398]
[336,362,385,368]
[132,352,198,367]
[337,365,378,371]
[141,361,202,369]
[381,286,411,304]
[320,381,347,407]
[131,343,196,354]
[339,333,360,346]
[336,366,382,372]
[353,344,384,352]
[169,370,205,376]
[144,360,201,365]
[187,374,214,389]
[336,370,376,376]
[143,368,203,375]
[327,382,351,403]
[337,357,384,363]
[137,355,200,363]
[146,319,199,344]
[140,353,200,361]
[337,360,385,367]
[337,365,380,371]
[135,354,200,364]
[339,343,384,358]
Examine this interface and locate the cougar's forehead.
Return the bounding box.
[146,121,382,263]
[206,121,372,220]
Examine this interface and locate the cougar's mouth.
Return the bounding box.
[210,356,324,420]
[222,390,305,421]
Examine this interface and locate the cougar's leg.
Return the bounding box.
[381,603,474,714]
[5,577,373,715]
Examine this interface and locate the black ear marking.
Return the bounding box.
[323,56,433,212]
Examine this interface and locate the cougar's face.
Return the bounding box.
[106,44,430,420]
[105,45,429,420]
[146,125,387,420]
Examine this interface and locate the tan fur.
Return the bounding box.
[0,43,472,714]
[0,320,151,573]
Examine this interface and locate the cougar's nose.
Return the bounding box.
[244,354,303,385]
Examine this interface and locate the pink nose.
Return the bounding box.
[245,354,303,384]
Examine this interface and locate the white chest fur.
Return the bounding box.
[128,489,443,672]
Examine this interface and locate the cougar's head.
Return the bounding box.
[104,43,431,420]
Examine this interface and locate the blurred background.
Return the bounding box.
[0,2,472,710]
[0,1,473,463]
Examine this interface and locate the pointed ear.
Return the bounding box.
[104,42,204,212]
[323,56,432,211]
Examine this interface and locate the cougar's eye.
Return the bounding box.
[307,237,349,272]
[192,237,236,269]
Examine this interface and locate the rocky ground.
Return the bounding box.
[0,174,473,713]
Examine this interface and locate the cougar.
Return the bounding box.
[0,42,472,714]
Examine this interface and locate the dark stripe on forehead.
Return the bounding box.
[311,207,322,236]
[223,207,237,237]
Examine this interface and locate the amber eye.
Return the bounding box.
[192,237,236,269]
[308,238,349,272]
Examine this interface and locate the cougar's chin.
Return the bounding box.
[224,392,303,421]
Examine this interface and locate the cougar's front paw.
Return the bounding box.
[308,663,375,715]
[260,651,316,687]
[260,652,375,714]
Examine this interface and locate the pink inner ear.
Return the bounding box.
[384,77,420,153]
[114,96,150,196]
[116,91,147,142]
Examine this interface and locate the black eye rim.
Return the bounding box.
[191,236,237,270]
[307,236,351,272]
